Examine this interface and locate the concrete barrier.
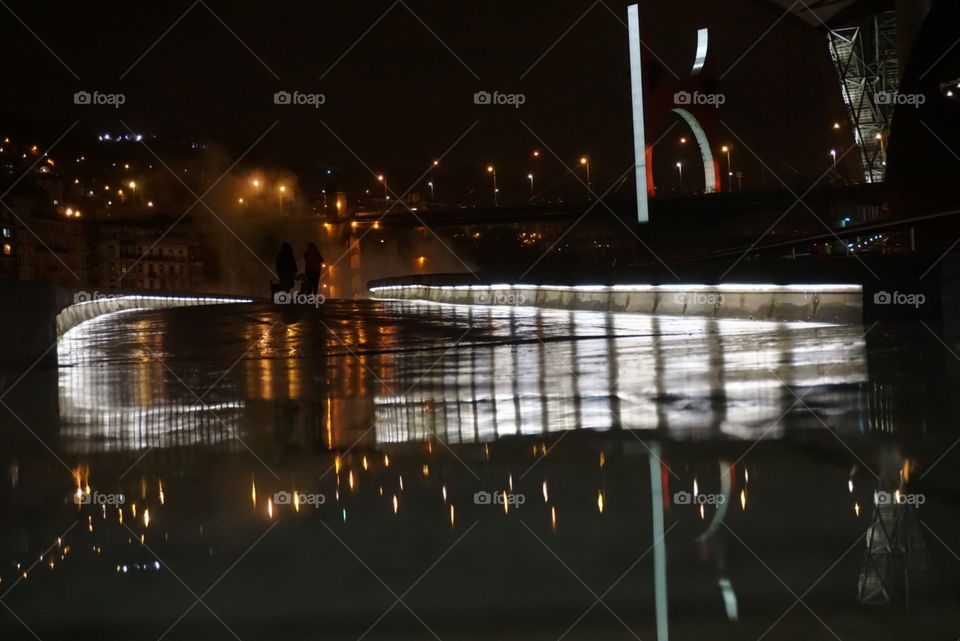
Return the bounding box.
[369,283,863,324]
[0,280,250,371]
[55,294,248,337]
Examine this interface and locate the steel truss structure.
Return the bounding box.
[828,11,899,183]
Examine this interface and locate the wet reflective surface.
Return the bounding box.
[2,300,959,640]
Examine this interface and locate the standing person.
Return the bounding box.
[302,242,324,296]
[275,242,297,294]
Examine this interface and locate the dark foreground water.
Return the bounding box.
[1,300,959,640]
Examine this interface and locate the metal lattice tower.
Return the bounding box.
[828,11,899,183]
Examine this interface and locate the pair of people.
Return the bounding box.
[276,242,324,295]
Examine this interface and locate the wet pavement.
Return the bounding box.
[1,299,959,640]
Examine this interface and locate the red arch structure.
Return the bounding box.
[642,37,723,197]
[628,7,724,221]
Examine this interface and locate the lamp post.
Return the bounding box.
[487,165,498,207]
[676,161,683,193]
[579,156,591,199]
[278,185,287,210]
[721,146,733,192]
[527,173,534,199]
[427,181,435,201]
[377,174,389,209]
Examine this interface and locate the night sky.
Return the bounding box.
[1,0,848,202]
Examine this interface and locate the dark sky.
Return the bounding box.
[1,0,849,203]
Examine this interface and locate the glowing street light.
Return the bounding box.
[721,145,733,192]
[830,149,837,167]
[377,174,389,204]
[487,165,498,207]
[527,173,534,199]
[579,156,591,198]
[532,150,540,158]
[278,184,287,209]
[427,180,435,201]
[875,131,886,156]
[676,161,683,192]
[251,179,261,195]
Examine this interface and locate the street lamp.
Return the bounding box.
[676,161,683,193]
[251,179,261,198]
[579,156,591,199]
[377,174,389,205]
[721,146,733,192]
[427,181,435,201]
[527,173,534,199]
[830,149,837,167]
[278,184,287,209]
[487,165,497,207]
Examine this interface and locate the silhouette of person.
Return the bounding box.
[301,242,324,296]
[275,242,297,293]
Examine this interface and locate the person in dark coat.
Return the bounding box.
[275,242,297,293]
[301,242,324,296]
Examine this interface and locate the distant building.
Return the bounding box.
[87,218,203,291]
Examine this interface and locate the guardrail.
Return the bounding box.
[369,282,863,324]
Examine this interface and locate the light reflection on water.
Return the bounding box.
[0,302,954,639]
[56,301,869,454]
